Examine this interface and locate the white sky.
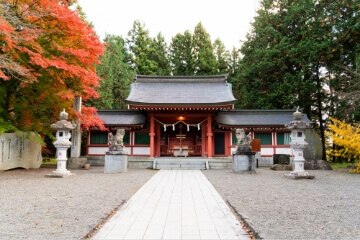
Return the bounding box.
[77,0,260,50]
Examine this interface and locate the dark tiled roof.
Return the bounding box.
[216,110,312,127]
[97,110,145,126]
[125,75,237,106]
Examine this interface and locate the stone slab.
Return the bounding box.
[0,132,42,170]
[45,172,75,178]
[284,172,315,180]
[270,164,293,171]
[92,170,248,240]
[104,154,128,173]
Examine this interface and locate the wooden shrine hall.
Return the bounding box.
[86,75,311,161]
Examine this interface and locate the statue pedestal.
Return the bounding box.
[233,151,256,173]
[104,152,128,173]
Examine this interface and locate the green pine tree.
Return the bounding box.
[192,22,217,75]
[92,35,133,109]
[169,31,194,75]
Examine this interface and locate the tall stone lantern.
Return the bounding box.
[285,108,314,179]
[48,109,75,177]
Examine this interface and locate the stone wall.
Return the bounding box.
[0,132,42,170]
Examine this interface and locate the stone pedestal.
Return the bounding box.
[104,152,128,173]
[53,146,72,174]
[233,152,256,173]
[46,145,74,178]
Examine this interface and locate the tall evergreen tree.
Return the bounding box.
[234,0,360,159]
[192,22,217,75]
[213,38,230,74]
[127,20,158,75]
[169,31,194,75]
[325,0,360,121]
[150,33,171,75]
[127,21,172,75]
[91,35,133,109]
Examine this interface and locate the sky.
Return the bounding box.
[77,0,260,50]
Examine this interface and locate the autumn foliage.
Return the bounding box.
[0,0,105,135]
[326,118,360,166]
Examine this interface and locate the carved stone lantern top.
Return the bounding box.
[285,107,311,130]
[60,108,69,120]
[51,109,75,130]
[293,106,302,120]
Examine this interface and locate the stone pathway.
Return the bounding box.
[92,170,248,240]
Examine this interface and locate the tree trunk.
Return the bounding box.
[315,64,327,160]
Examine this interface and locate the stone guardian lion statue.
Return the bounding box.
[108,128,125,152]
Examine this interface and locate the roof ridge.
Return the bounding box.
[135,74,227,83]
[220,109,297,113]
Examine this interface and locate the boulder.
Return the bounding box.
[305,159,332,170]
[270,164,293,171]
[316,160,332,170]
[67,157,87,169]
[304,159,318,170]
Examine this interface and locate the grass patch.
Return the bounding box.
[329,162,354,170]
[42,157,57,165]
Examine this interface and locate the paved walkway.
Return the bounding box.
[92,170,248,240]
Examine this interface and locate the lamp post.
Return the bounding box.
[47,109,75,177]
[285,108,315,179]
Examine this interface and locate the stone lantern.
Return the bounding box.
[285,107,314,179]
[47,109,75,177]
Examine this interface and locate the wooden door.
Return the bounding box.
[214,132,225,155]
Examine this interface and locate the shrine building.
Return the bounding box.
[86,75,311,165]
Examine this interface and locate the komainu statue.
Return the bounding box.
[234,128,252,153]
[109,128,125,152]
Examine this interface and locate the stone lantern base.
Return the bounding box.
[284,171,315,180]
[45,171,75,178]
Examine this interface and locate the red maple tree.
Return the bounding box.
[0,0,105,135]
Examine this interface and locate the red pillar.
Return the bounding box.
[149,113,155,158]
[225,131,231,156]
[207,115,213,158]
[201,122,206,157]
[155,121,161,157]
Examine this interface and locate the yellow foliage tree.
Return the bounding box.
[326,118,360,165]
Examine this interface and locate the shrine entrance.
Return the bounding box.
[153,113,209,157]
[160,122,202,157]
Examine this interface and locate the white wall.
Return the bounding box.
[133,147,150,155]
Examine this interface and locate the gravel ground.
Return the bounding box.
[0,166,156,240]
[203,168,360,240]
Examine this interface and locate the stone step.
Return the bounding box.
[157,167,206,170]
[156,160,205,165]
[154,159,207,170]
